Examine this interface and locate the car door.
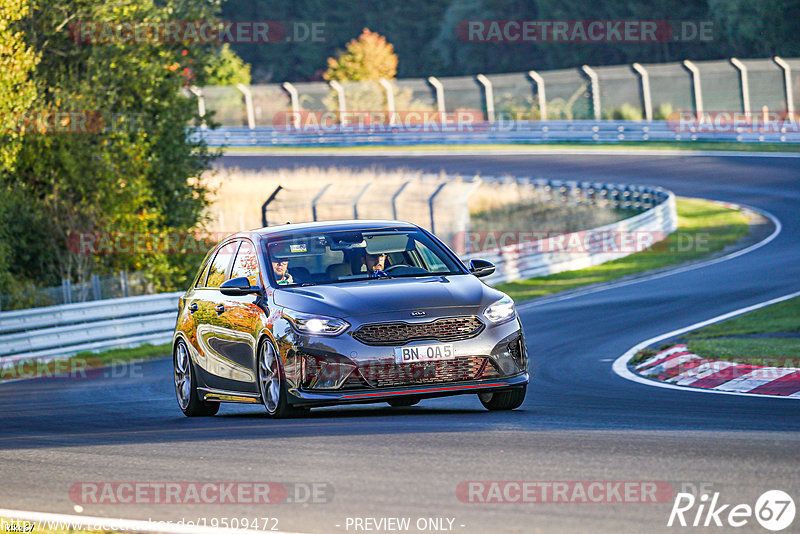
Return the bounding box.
[208,239,266,394]
[193,240,256,391]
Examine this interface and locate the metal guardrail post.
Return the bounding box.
[236,83,256,129]
[187,86,206,129]
[352,183,371,219]
[683,60,704,121]
[427,76,446,122]
[120,271,129,298]
[391,181,410,220]
[773,56,795,114]
[428,182,447,234]
[527,70,547,120]
[261,185,283,227]
[631,63,653,122]
[311,184,332,222]
[378,79,397,126]
[328,81,347,126]
[581,65,601,120]
[61,279,72,305]
[281,82,300,129]
[475,74,495,123]
[91,274,101,301]
[730,58,751,115]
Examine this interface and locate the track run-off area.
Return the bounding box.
[1,150,799,533]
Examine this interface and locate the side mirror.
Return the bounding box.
[469,259,495,278]
[220,276,262,296]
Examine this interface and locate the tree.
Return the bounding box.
[324,28,397,81]
[0,0,247,305]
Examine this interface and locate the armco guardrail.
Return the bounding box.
[0,292,181,368]
[0,178,677,368]
[196,120,800,148]
[463,181,676,285]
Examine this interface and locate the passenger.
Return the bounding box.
[272,257,293,285]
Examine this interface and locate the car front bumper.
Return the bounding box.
[286,372,529,407]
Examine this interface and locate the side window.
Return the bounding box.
[194,252,214,288]
[230,240,261,286]
[205,241,237,288]
[417,242,449,272]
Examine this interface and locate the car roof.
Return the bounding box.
[229,220,420,242]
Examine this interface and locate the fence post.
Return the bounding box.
[61,278,72,305]
[773,56,795,114]
[281,82,301,129]
[352,183,371,219]
[236,83,256,129]
[631,63,653,122]
[428,182,447,234]
[328,81,347,126]
[527,70,547,120]
[378,79,397,126]
[459,178,482,254]
[92,274,101,301]
[683,60,704,121]
[475,74,495,123]
[581,65,601,120]
[730,58,751,115]
[120,271,129,298]
[391,181,411,220]
[188,86,206,129]
[261,185,283,227]
[311,184,332,222]
[427,76,446,122]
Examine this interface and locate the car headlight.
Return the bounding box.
[283,309,350,336]
[483,295,516,324]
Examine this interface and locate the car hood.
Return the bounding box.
[273,274,503,318]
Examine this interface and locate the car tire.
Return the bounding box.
[174,339,220,417]
[258,339,306,419]
[387,398,420,407]
[478,385,526,411]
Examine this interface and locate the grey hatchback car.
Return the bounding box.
[173,220,528,417]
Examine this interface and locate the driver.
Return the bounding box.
[361,251,387,274]
[272,257,293,285]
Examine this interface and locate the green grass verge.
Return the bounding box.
[224,141,800,153]
[683,296,800,338]
[0,343,171,382]
[680,295,800,367]
[496,197,750,302]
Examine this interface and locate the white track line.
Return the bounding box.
[225,148,800,158]
[612,289,800,399]
[0,508,305,534]
[518,203,782,311]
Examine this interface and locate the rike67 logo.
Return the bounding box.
[668,490,795,531]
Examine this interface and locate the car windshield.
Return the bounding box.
[263,227,464,287]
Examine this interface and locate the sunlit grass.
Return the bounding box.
[497,197,750,302]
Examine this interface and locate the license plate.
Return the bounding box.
[394,344,456,364]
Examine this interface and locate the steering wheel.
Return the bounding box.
[383,264,409,272]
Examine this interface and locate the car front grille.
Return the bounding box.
[353,316,484,345]
[355,356,500,388]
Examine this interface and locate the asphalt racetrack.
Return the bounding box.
[2,152,799,533]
